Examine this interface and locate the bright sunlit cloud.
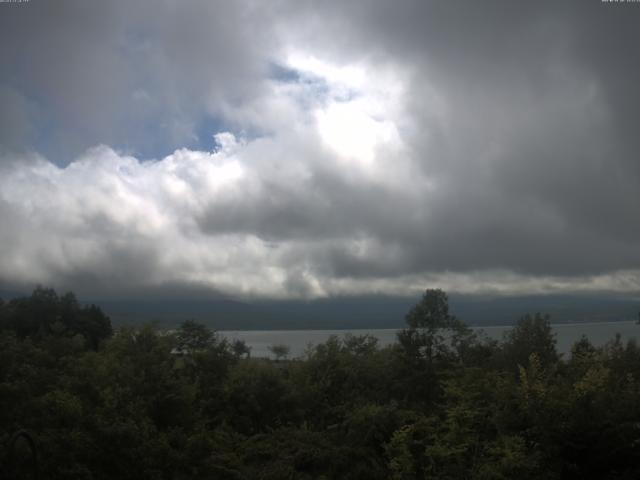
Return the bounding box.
[316,101,401,166]
[281,52,408,177]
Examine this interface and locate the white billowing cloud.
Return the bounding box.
[3,109,640,300]
[0,56,418,298]
[3,128,640,300]
[0,142,264,296]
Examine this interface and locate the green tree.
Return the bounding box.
[176,319,216,353]
[501,313,559,373]
[224,361,297,434]
[393,289,474,405]
[231,339,251,359]
[399,289,471,364]
[0,287,111,349]
[268,344,290,361]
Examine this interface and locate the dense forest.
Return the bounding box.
[2,288,640,479]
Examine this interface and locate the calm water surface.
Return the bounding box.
[220,321,640,359]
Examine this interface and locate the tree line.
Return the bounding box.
[1,287,640,479]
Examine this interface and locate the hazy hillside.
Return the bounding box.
[95,293,640,330]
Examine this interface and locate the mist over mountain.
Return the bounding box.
[94,293,640,330]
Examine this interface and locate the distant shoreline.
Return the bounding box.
[217,320,640,358]
[216,319,638,333]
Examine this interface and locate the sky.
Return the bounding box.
[1,0,640,301]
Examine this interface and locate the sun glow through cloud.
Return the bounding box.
[283,52,406,176]
[316,101,401,166]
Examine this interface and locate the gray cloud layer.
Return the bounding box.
[1,0,639,299]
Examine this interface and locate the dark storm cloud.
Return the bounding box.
[1,0,640,299]
[0,85,35,155]
[275,0,640,278]
[0,0,274,161]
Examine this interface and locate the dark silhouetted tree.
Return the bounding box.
[269,344,290,361]
[176,319,216,352]
[501,313,558,372]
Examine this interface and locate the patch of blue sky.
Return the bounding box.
[268,60,360,109]
[193,115,235,151]
[268,62,302,84]
[115,114,236,162]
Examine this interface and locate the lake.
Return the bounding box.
[220,320,640,359]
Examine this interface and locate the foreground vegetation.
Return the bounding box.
[2,288,640,479]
